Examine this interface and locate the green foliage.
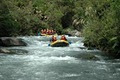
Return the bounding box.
[0,0,120,57]
[1,0,84,36]
[16,1,25,8]
[0,0,21,37]
[83,0,120,57]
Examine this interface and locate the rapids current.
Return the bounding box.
[0,36,120,80]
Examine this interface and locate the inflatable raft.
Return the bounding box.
[50,40,69,47]
[41,33,58,37]
[40,33,46,36]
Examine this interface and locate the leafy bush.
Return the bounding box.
[83,0,120,57]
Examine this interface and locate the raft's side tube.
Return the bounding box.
[50,40,69,47]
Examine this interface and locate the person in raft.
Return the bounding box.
[51,30,55,35]
[46,29,49,35]
[49,30,52,35]
[43,29,46,34]
[60,35,67,41]
[51,35,57,42]
[40,29,44,34]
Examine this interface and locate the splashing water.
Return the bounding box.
[0,36,120,80]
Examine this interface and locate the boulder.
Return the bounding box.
[81,54,100,60]
[10,49,28,54]
[0,37,27,47]
[0,49,16,54]
[0,49,28,54]
[67,30,81,37]
[78,47,87,49]
[0,49,10,53]
[75,54,100,61]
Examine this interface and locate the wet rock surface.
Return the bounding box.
[0,37,27,47]
[0,49,11,53]
[0,49,28,54]
[74,53,100,61]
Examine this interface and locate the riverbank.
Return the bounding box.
[84,41,120,58]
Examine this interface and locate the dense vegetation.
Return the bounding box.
[0,0,85,36]
[0,0,120,57]
[83,0,120,58]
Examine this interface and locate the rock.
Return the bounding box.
[0,37,27,47]
[75,54,100,61]
[78,47,87,49]
[0,49,16,54]
[67,30,81,37]
[88,47,95,50]
[82,54,100,60]
[0,49,28,54]
[0,49,10,53]
[10,49,28,54]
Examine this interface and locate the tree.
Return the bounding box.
[0,0,20,37]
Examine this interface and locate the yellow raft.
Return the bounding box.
[41,33,58,37]
[50,40,69,47]
[41,34,46,36]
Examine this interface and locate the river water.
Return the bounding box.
[0,36,120,80]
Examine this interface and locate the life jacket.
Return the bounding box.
[51,30,54,35]
[52,36,57,42]
[46,30,49,34]
[41,30,44,34]
[43,30,46,34]
[60,36,67,41]
[49,30,52,35]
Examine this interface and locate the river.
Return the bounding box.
[0,36,120,80]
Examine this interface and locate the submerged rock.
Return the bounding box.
[10,49,28,54]
[88,47,95,50]
[0,49,28,54]
[81,54,100,60]
[75,54,100,61]
[0,49,16,54]
[78,47,87,49]
[0,37,27,47]
[0,49,10,53]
